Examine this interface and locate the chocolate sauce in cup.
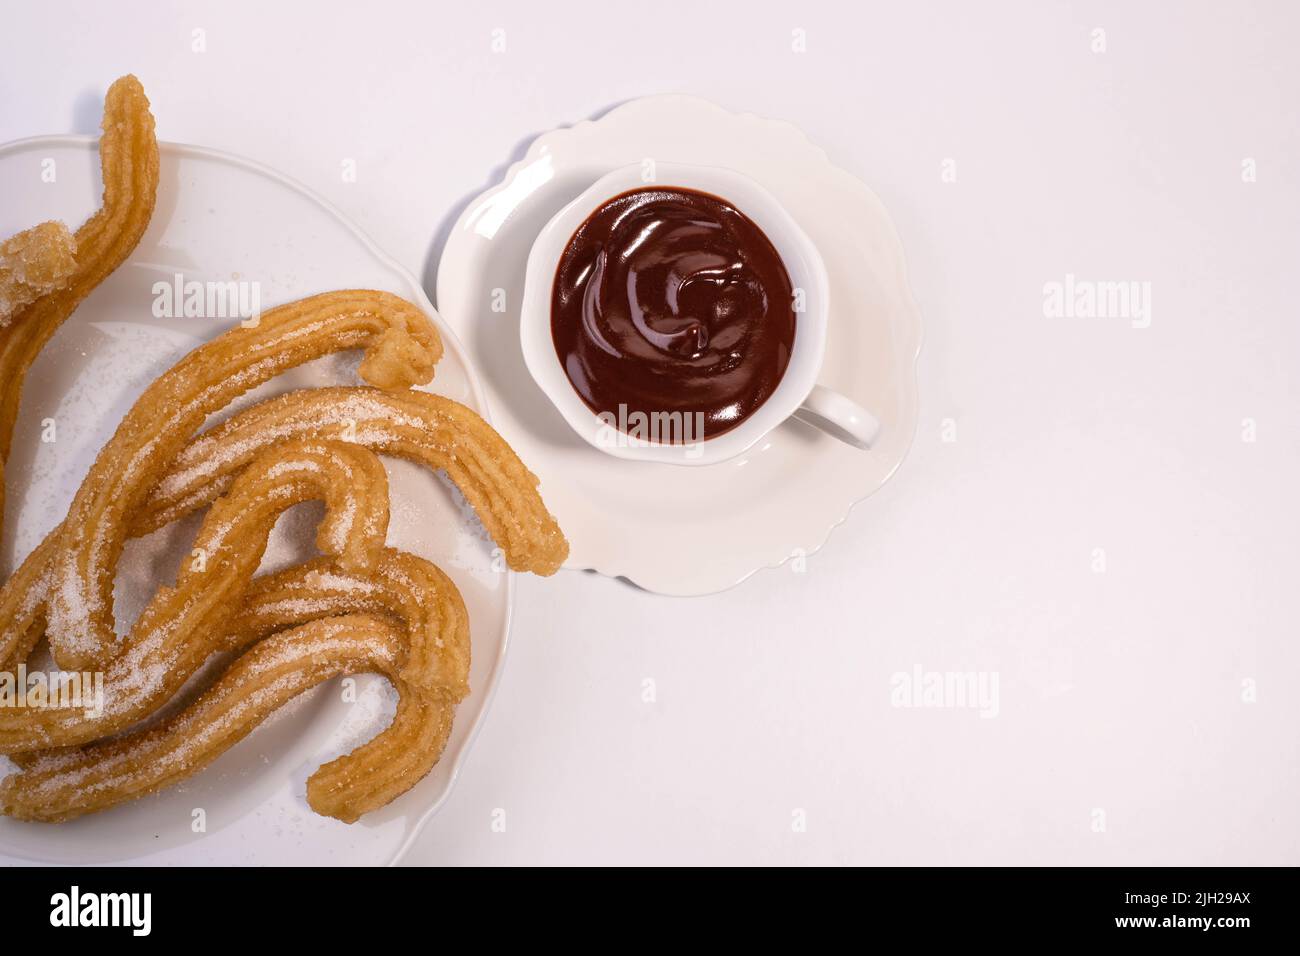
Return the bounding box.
[551,187,796,442]
[519,162,879,466]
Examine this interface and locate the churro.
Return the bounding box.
[5,549,467,774]
[0,75,569,828]
[0,439,390,753]
[0,222,76,325]
[0,76,157,543]
[140,386,569,575]
[0,614,460,824]
[227,550,471,695]
[0,289,441,672]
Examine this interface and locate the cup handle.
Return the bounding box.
[793,384,880,449]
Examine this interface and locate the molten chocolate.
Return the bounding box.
[551,187,796,441]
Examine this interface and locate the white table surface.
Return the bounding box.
[2,0,1296,866]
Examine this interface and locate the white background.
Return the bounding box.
[2,0,1297,865]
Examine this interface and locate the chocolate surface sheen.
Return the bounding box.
[551,187,796,441]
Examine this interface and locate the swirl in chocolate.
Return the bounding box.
[551,187,796,441]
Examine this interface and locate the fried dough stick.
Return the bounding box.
[0,76,158,542]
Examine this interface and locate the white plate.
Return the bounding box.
[437,95,923,596]
[0,136,510,865]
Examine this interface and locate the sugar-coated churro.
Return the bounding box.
[5,549,468,764]
[0,289,440,672]
[0,77,157,536]
[140,386,569,576]
[0,439,389,754]
[0,614,459,823]
[227,550,471,695]
[0,76,156,543]
[0,221,76,325]
[0,75,567,827]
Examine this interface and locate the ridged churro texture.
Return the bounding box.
[4,549,468,775]
[140,386,569,576]
[228,550,472,697]
[0,74,568,826]
[3,289,441,672]
[0,615,461,823]
[0,300,564,817]
[0,75,157,540]
[0,440,391,754]
[0,222,76,324]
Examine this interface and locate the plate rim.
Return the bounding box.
[435,94,925,595]
[0,133,515,866]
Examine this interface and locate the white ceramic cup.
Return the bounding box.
[520,162,880,466]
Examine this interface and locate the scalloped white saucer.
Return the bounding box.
[436,95,923,595]
[0,136,510,865]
